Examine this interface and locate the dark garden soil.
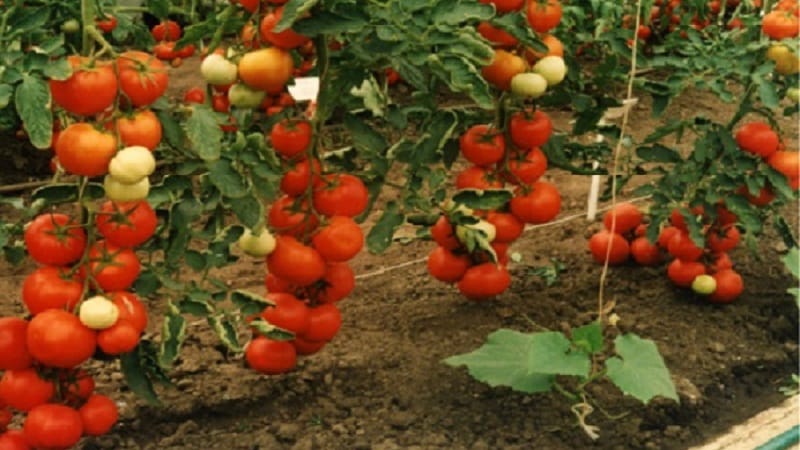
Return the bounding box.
[0,56,797,450]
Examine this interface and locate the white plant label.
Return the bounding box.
[288,77,320,102]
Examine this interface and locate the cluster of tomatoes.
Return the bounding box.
[233,118,369,375]
[762,1,800,77]
[478,0,568,98]
[0,46,169,448]
[151,20,197,66]
[426,107,562,300]
[588,121,798,304]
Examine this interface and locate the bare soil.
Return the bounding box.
[0,56,798,450]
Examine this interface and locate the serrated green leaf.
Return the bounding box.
[636,145,682,163]
[250,319,295,341]
[145,0,171,19]
[432,1,493,24]
[15,74,51,149]
[158,302,186,369]
[571,321,604,354]
[133,269,160,297]
[366,201,404,254]
[120,346,162,406]
[782,247,799,280]
[606,333,678,404]
[231,289,275,316]
[207,159,249,199]
[208,315,243,352]
[293,9,368,36]
[0,85,12,108]
[275,0,320,32]
[527,331,591,378]
[453,189,513,210]
[42,57,72,81]
[228,193,264,230]
[31,183,104,207]
[186,105,223,161]
[757,80,779,109]
[444,329,554,393]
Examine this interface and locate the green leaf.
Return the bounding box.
[636,145,682,163]
[231,289,275,316]
[207,159,249,199]
[293,8,369,36]
[250,319,295,341]
[432,1,494,24]
[345,114,388,153]
[208,315,243,352]
[366,201,405,254]
[120,345,162,406]
[133,269,160,296]
[15,74,51,149]
[571,321,604,354]
[30,183,104,208]
[177,295,214,315]
[274,0,320,32]
[228,193,264,230]
[782,246,799,280]
[185,105,223,161]
[42,57,72,81]
[0,85,12,108]
[606,333,678,404]
[757,80,779,109]
[453,189,513,210]
[527,332,591,378]
[444,329,554,393]
[145,0,171,19]
[158,302,186,369]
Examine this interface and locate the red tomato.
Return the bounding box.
[183,87,206,104]
[588,230,630,265]
[630,236,661,266]
[110,292,148,333]
[86,241,141,291]
[259,7,310,49]
[667,231,704,261]
[657,226,681,248]
[211,93,231,112]
[246,337,297,374]
[735,122,779,158]
[114,109,163,150]
[151,20,181,41]
[762,10,799,39]
[510,110,553,149]
[768,151,800,179]
[482,49,527,91]
[49,56,117,116]
[707,225,740,253]
[312,173,369,218]
[267,195,319,238]
[267,236,327,286]
[260,293,310,335]
[602,202,643,235]
[265,272,293,294]
[292,337,326,355]
[237,0,259,13]
[21,266,83,315]
[59,369,95,404]
[0,369,54,412]
[117,51,169,107]
[96,14,117,33]
[738,185,775,206]
[316,262,356,303]
[302,304,342,341]
[23,404,83,449]
[709,269,744,303]
[97,320,140,355]
[431,216,460,250]
[27,310,96,369]
[457,263,511,300]
[509,181,561,224]
[479,0,524,12]
[55,122,118,177]
[0,318,32,371]
[456,165,504,190]
[24,213,86,266]
[477,21,518,48]
[527,0,563,33]
[95,200,158,248]
[281,158,321,196]
[506,147,548,185]
[459,124,506,167]
[311,216,364,262]
[486,212,524,243]
[153,41,179,60]
[0,429,28,449]
[666,259,707,288]
[427,246,470,283]
[79,394,118,436]
[710,252,734,272]
[270,119,312,158]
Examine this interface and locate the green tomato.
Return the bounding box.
[787,87,800,103]
[456,219,496,244]
[691,274,717,295]
[510,72,548,99]
[104,175,150,202]
[61,19,80,34]
[532,56,567,87]
[108,146,155,184]
[228,83,266,109]
[237,228,277,257]
[79,296,119,330]
[200,54,239,86]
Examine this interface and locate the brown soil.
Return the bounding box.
[0,56,798,450]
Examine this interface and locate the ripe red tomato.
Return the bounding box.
[117,51,169,107]
[86,241,141,291]
[316,262,355,303]
[527,0,563,33]
[95,200,158,248]
[431,216,460,250]
[709,269,744,303]
[151,20,181,41]
[761,10,799,39]
[261,293,310,335]
[0,369,54,412]
[486,211,524,243]
[79,394,118,436]
[0,318,32,371]
[23,404,83,449]
[735,122,779,158]
[268,196,319,238]
[49,56,118,116]
[311,216,364,262]
[55,122,117,177]
[667,232,704,261]
[509,181,561,224]
[710,252,734,272]
[97,320,140,355]
[427,246,470,283]
[510,110,553,149]
[238,48,294,94]
[738,185,775,206]
[114,109,163,151]
[482,49,527,91]
[271,119,312,158]
[259,7,310,49]
[656,226,680,248]
[24,213,86,266]
[110,291,148,333]
[21,266,83,315]
[211,93,231,112]
[153,41,179,60]
[602,202,643,235]
[96,14,117,33]
[457,263,511,300]
[312,173,369,217]
[0,429,28,449]
[666,259,707,288]
[479,0,524,12]
[236,0,259,13]
[707,225,740,253]
[292,337,326,355]
[477,21,518,48]
[267,236,327,286]
[506,147,548,185]
[281,158,321,196]
[59,369,95,404]
[246,337,297,374]
[629,236,661,266]
[183,87,206,104]
[456,165,504,190]
[27,309,96,368]
[588,230,630,265]
[303,304,342,341]
[768,151,800,179]
[460,124,505,167]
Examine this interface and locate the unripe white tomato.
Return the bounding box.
[79,296,119,330]
[532,56,567,87]
[108,146,155,184]
[238,228,277,257]
[201,53,239,86]
[104,175,150,202]
[510,72,548,98]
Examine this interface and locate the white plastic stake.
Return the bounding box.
[287,76,320,102]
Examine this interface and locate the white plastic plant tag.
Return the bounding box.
[288,76,320,102]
